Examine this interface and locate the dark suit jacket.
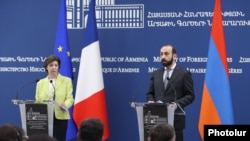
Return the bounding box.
[146,65,195,129]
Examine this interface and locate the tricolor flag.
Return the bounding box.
[53,0,77,140]
[73,0,110,140]
[198,0,234,140]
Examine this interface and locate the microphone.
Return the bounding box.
[50,80,66,111]
[50,80,55,101]
[130,80,149,108]
[13,79,40,103]
[167,77,185,115]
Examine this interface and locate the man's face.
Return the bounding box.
[160,46,174,67]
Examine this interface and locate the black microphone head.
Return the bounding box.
[50,80,53,83]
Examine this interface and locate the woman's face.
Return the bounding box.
[46,60,59,75]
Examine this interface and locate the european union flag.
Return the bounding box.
[54,0,73,79]
[54,0,77,141]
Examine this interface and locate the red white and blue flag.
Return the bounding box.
[73,0,110,140]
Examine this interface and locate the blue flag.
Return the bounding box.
[54,0,77,140]
[54,0,73,79]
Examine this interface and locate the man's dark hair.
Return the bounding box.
[0,124,25,141]
[78,118,104,141]
[171,46,176,54]
[163,44,177,54]
[148,123,175,141]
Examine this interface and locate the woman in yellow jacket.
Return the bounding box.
[35,55,74,141]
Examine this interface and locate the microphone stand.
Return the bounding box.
[12,79,40,104]
[167,77,185,115]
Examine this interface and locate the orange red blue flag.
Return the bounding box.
[198,0,234,140]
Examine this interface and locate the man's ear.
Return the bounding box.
[173,54,177,59]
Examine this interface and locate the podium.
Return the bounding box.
[12,99,54,137]
[131,102,175,141]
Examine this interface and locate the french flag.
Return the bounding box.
[198,0,234,140]
[73,0,110,140]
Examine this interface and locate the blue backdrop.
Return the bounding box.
[1,0,250,141]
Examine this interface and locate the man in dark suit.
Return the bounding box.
[146,44,195,141]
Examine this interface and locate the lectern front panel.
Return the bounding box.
[143,104,167,141]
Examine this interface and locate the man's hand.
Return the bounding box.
[168,102,177,110]
[147,100,155,103]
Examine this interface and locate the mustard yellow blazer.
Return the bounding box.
[35,73,74,120]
